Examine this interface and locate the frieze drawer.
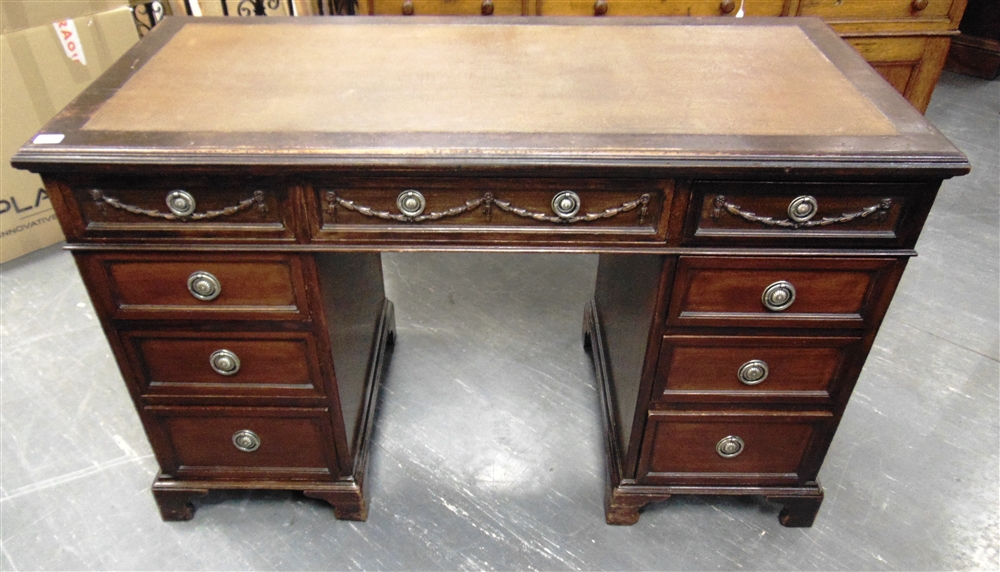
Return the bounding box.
[665,256,905,329]
[369,0,523,16]
[652,335,864,404]
[684,181,937,247]
[120,331,326,400]
[796,0,959,22]
[57,177,293,241]
[538,0,785,17]
[75,252,311,321]
[144,406,341,480]
[310,178,669,245]
[636,409,834,486]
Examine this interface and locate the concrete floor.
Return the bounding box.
[1,71,997,570]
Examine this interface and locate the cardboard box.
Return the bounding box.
[1,1,128,35]
[1,7,139,263]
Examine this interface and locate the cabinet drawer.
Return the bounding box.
[538,0,785,17]
[685,181,935,247]
[121,331,325,399]
[653,335,863,403]
[76,252,310,321]
[312,178,668,245]
[636,410,833,485]
[666,256,903,329]
[797,0,957,22]
[63,177,293,241]
[145,406,340,480]
[370,0,523,15]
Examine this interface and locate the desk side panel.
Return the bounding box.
[314,253,387,458]
[593,254,668,478]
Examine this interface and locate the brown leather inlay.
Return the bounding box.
[83,23,897,136]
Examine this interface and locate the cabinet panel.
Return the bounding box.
[145,406,340,480]
[666,256,901,329]
[636,409,834,485]
[653,335,862,403]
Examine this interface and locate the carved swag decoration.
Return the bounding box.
[324,191,651,225]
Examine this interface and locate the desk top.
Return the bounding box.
[14,17,967,175]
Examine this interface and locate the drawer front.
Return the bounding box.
[636,410,834,485]
[797,0,957,22]
[145,406,339,479]
[685,181,935,247]
[653,335,863,403]
[539,0,785,17]
[371,0,523,15]
[666,256,902,329]
[77,252,310,321]
[121,331,325,399]
[312,178,668,244]
[64,177,293,241]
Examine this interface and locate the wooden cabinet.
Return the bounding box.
[14,18,967,527]
[351,0,967,112]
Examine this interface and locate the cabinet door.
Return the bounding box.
[846,35,952,112]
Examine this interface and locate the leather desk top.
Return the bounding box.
[13,17,967,174]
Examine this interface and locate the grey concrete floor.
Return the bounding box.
[1,71,997,570]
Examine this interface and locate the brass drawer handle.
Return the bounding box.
[209,349,241,376]
[738,359,769,385]
[551,191,582,219]
[187,271,221,301]
[89,189,267,221]
[402,0,414,14]
[396,190,426,217]
[720,0,736,14]
[716,436,744,458]
[481,0,494,15]
[232,430,260,452]
[787,195,818,223]
[166,190,196,217]
[762,280,796,312]
[594,0,608,15]
[912,0,928,11]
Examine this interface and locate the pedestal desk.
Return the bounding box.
[13,17,968,527]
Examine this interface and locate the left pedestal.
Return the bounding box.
[72,249,395,521]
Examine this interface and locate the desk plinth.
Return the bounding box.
[13,17,967,526]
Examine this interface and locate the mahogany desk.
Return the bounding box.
[13,17,968,527]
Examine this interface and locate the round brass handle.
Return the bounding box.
[762,280,796,312]
[166,190,196,217]
[720,0,736,14]
[232,430,260,453]
[481,0,494,15]
[594,0,608,16]
[912,0,928,11]
[716,435,745,458]
[787,195,818,223]
[187,271,221,301]
[210,349,241,376]
[552,190,581,219]
[402,0,414,15]
[397,189,426,217]
[738,359,769,385]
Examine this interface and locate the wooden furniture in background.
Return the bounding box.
[945,0,1000,79]
[13,17,968,526]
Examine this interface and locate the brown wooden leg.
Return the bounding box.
[604,488,661,526]
[303,490,369,521]
[767,490,824,528]
[151,484,209,521]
